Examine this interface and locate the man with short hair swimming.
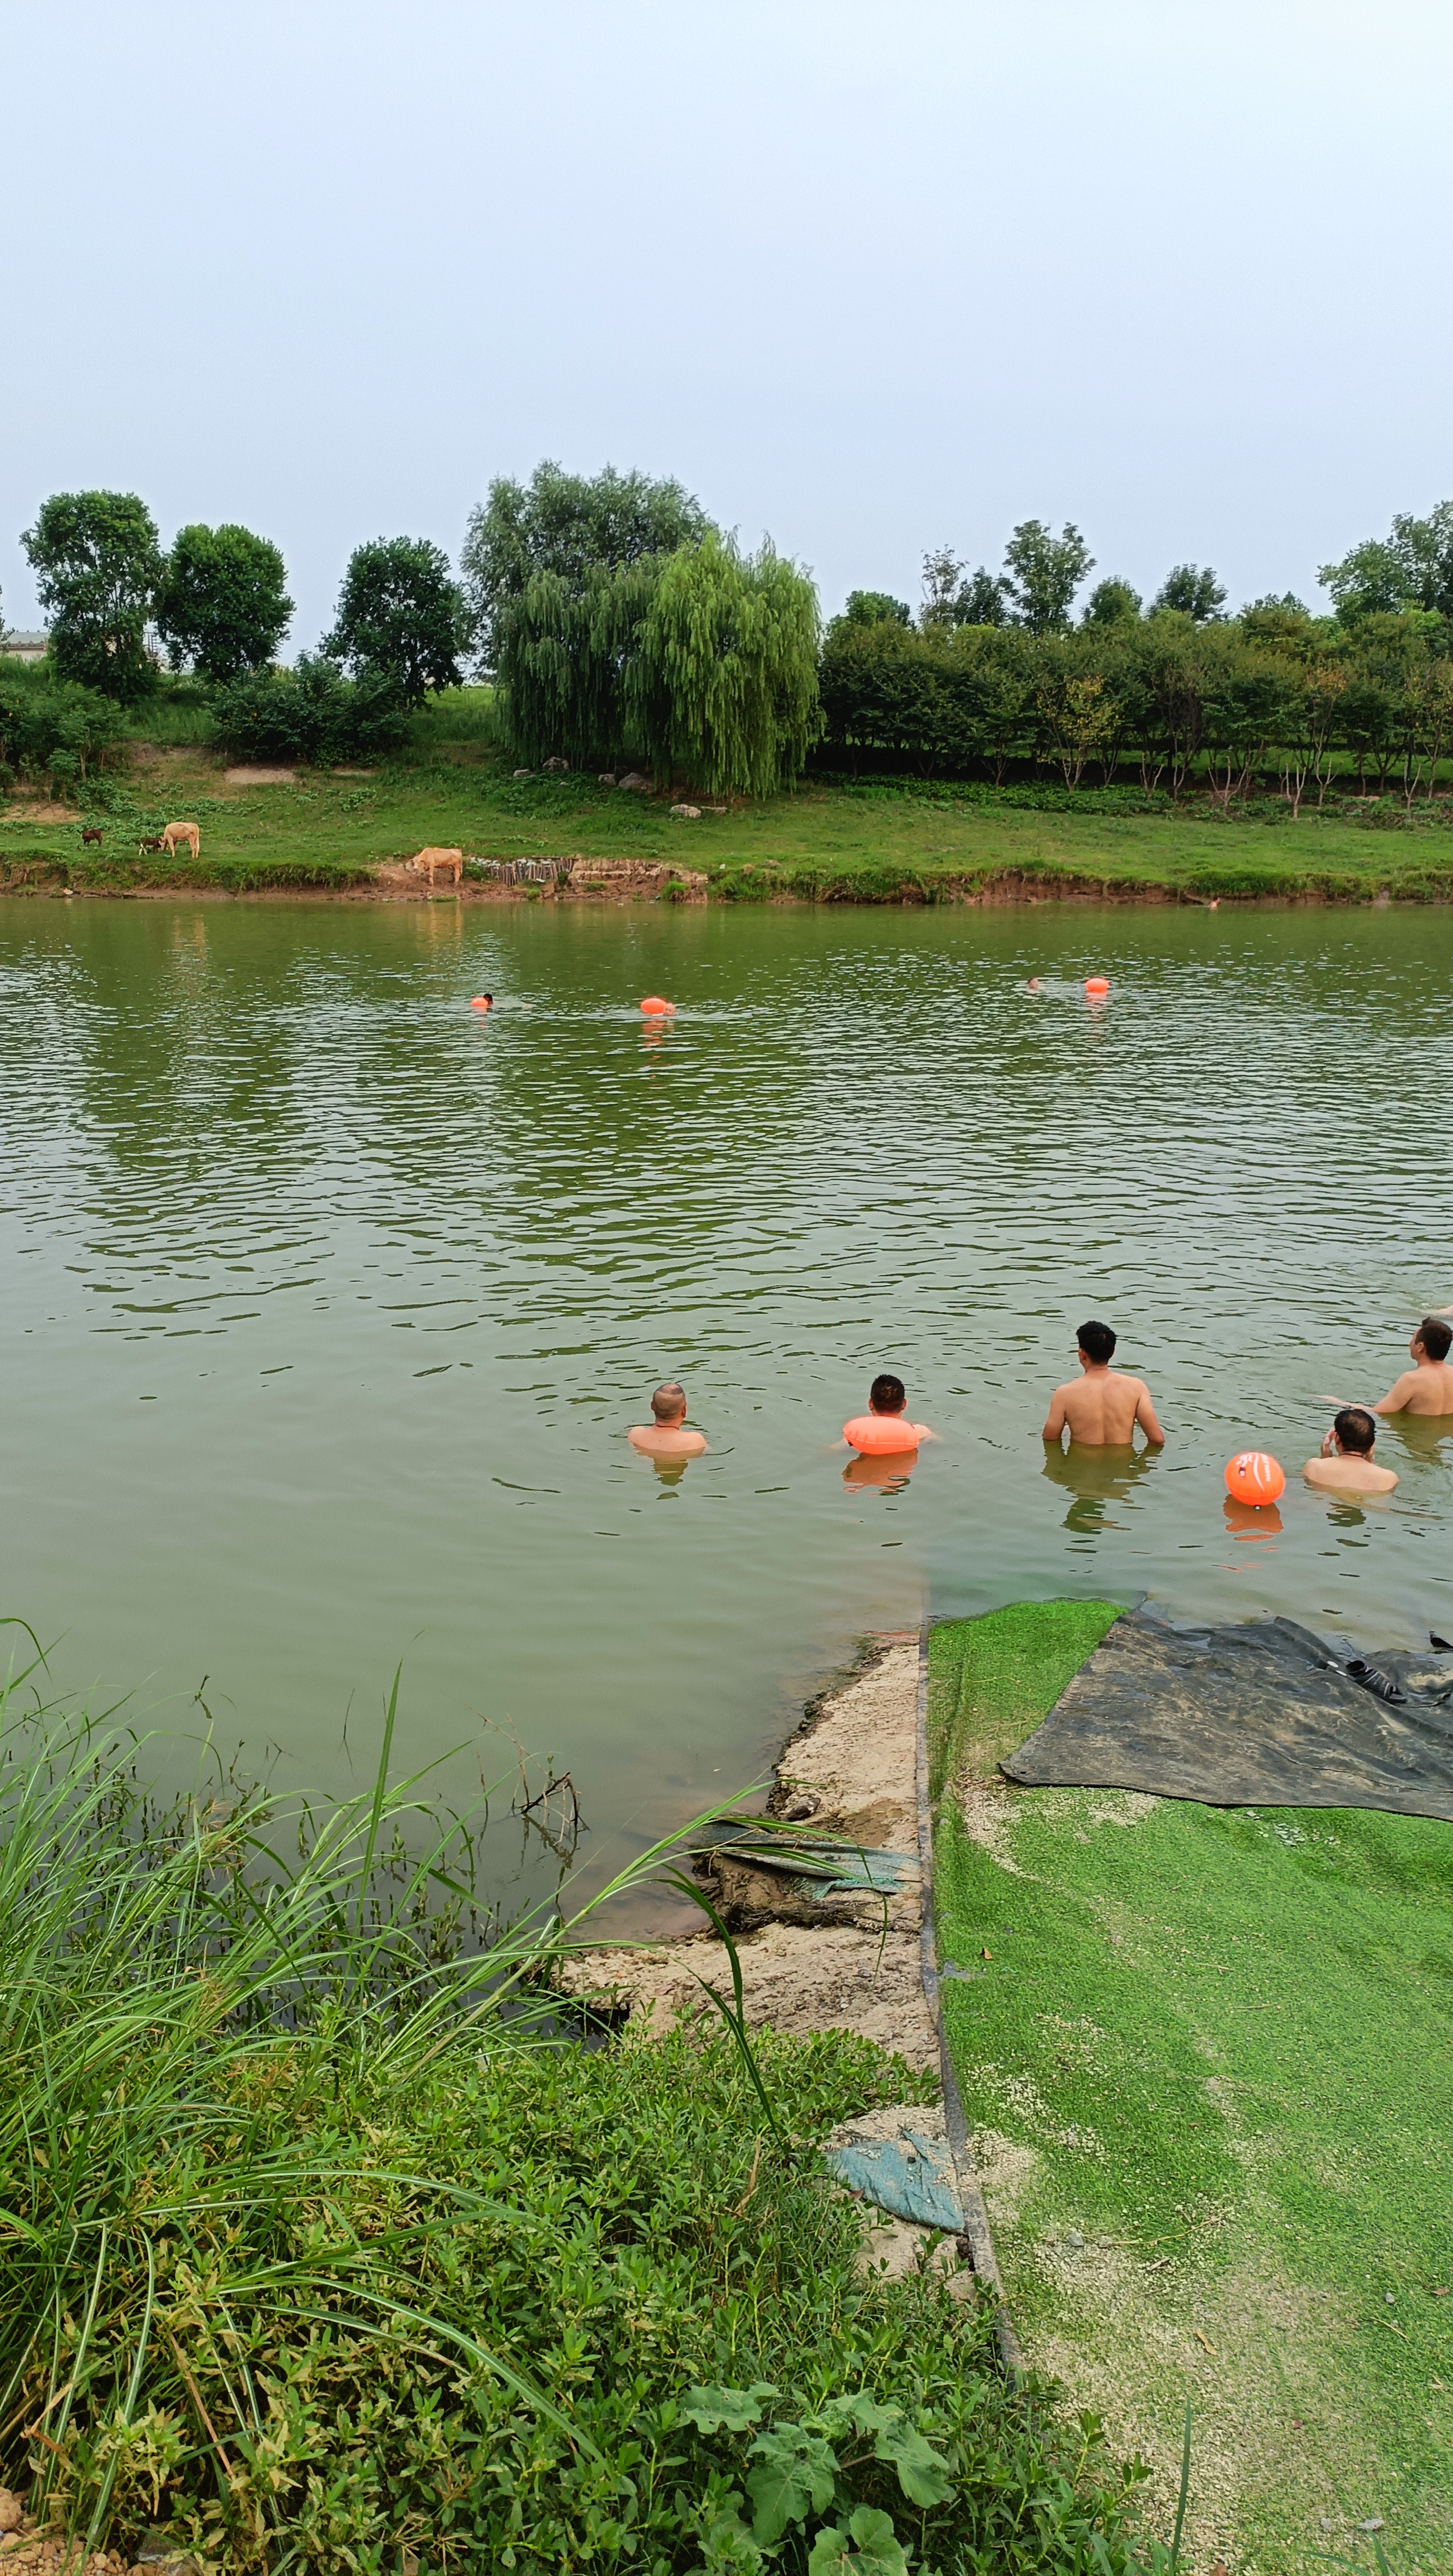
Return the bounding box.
[1370,1316,1453,1418]
[1042,1321,1166,1449]
[627,1382,708,1459]
[1303,1407,1398,1495]
[869,1373,935,1438]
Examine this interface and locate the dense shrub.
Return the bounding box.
[209,653,411,765]
[0,663,129,791]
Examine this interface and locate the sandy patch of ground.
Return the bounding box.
[560,1919,936,2068]
[223,764,297,784]
[559,1632,935,2069]
[5,801,75,822]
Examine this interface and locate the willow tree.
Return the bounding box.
[494,555,659,769]
[631,535,821,797]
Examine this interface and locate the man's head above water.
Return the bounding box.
[629,1380,708,1460]
[1333,1405,1377,1455]
[1077,1320,1116,1365]
[869,1373,906,1416]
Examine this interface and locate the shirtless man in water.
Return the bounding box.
[1371,1316,1453,1418]
[627,1381,708,1460]
[1303,1406,1398,1495]
[1042,1321,1166,1449]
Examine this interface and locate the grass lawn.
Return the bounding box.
[929,1603,1453,2576]
[2,692,1452,900]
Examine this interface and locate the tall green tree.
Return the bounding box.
[956,566,1011,627]
[841,589,911,628]
[919,547,965,630]
[1002,521,1093,634]
[1319,503,1453,624]
[156,524,292,682]
[498,556,659,769]
[1081,577,1142,627]
[1150,563,1226,621]
[630,535,821,797]
[21,491,163,701]
[323,538,464,706]
[460,462,709,672]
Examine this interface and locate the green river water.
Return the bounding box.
[2,896,1450,1915]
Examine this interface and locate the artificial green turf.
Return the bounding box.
[929,1604,1453,2574]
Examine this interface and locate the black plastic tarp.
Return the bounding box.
[1002,1608,1453,1818]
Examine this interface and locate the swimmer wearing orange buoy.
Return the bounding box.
[470,993,494,1011]
[842,1373,936,1457]
[639,995,676,1015]
[1042,1320,1165,1450]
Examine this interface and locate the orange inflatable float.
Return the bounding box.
[1084,975,1110,996]
[843,1414,922,1455]
[470,994,493,1011]
[1224,1450,1286,1505]
[639,995,675,1014]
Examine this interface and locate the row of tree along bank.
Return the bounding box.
[5,473,1453,807]
[816,601,1453,808]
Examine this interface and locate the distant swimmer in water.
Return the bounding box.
[1042,1320,1166,1450]
[628,1380,708,1460]
[841,1373,937,1456]
[1303,1406,1398,1495]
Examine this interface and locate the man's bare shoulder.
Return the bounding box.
[1303,1456,1397,1492]
[629,1424,707,1456]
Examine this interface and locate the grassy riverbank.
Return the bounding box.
[0,1671,1157,2576]
[3,691,1453,903]
[928,1604,1453,2575]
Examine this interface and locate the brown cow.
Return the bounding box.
[81,827,104,847]
[407,845,464,887]
[161,821,201,861]
[138,837,165,854]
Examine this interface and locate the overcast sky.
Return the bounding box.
[4,0,1450,652]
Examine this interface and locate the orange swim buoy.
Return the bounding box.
[843,1414,921,1456]
[1084,975,1110,996]
[1224,1450,1286,1506]
[639,996,675,1015]
[470,994,493,1011]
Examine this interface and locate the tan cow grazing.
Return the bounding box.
[407,846,464,887]
[160,821,201,860]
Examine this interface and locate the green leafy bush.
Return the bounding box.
[0,664,129,789]
[209,653,410,766]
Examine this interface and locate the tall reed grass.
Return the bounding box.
[0,1651,699,2560]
